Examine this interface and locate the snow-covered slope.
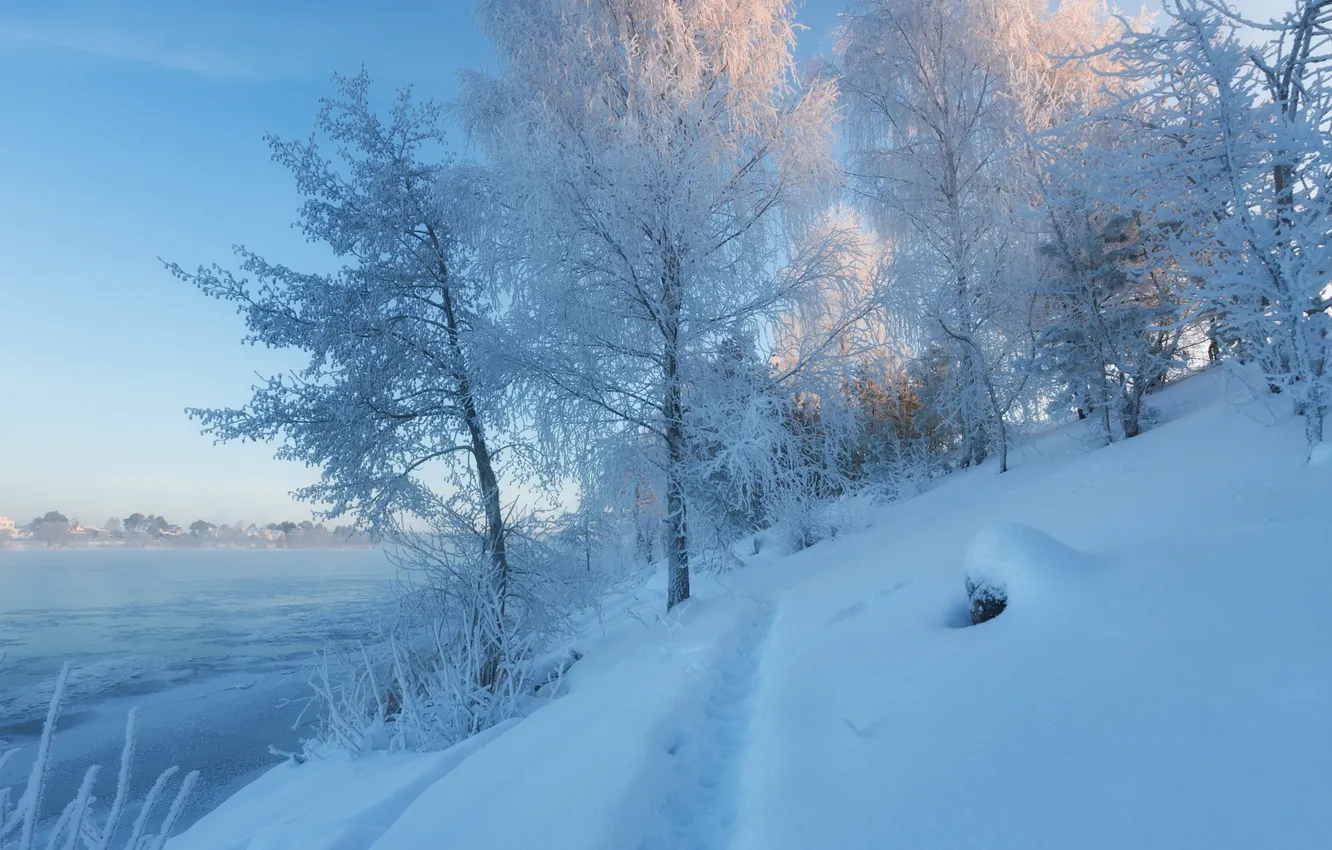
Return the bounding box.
[171,370,1332,850]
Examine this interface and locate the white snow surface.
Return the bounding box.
[1310,441,1332,466]
[172,371,1332,850]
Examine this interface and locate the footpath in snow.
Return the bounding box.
[172,370,1332,850]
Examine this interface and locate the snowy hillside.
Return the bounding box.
[171,370,1332,850]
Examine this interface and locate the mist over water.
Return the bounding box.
[0,547,398,832]
[1,547,395,691]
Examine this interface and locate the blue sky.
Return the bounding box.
[0,0,843,526]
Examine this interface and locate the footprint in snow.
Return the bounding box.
[842,717,890,739]
[826,581,910,626]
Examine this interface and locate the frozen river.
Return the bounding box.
[0,547,397,833]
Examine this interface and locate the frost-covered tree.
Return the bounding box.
[670,215,889,554]
[1011,4,1192,441]
[686,328,853,555]
[840,0,1037,472]
[1032,207,1192,440]
[169,72,520,683]
[1094,0,1332,447]
[459,0,844,608]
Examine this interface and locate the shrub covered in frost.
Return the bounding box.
[305,515,610,757]
[307,615,538,757]
[0,657,197,850]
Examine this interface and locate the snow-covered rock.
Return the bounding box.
[962,522,1091,622]
[963,569,1007,624]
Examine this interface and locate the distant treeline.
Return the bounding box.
[1,511,371,549]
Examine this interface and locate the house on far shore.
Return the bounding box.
[70,522,104,539]
[0,516,14,539]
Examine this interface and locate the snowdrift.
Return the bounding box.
[171,371,1332,850]
[962,522,1096,623]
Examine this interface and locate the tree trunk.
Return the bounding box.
[1122,390,1142,440]
[943,151,991,471]
[430,227,509,688]
[979,361,1008,473]
[1306,385,1326,448]
[632,485,655,563]
[665,437,691,610]
[468,415,508,687]
[662,246,690,611]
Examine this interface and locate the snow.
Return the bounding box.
[1310,442,1332,466]
[170,719,519,850]
[169,371,1332,849]
[962,522,1095,617]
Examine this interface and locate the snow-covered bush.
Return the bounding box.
[307,618,536,757]
[0,659,197,850]
[305,504,626,757]
[306,537,537,756]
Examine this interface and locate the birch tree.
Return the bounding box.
[460,0,842,608]
[169,72,519,684]
[840,0,1035,471]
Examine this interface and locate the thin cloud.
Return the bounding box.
[0,19,262,79]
